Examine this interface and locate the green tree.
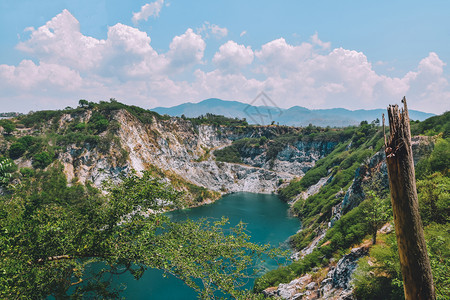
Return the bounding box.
[0,170,280,299]
[0,119,15,134]
[9,142,26,159]
[429,138,450,175]
[78,99,89,108]
[361,190,391,244]
[32,151,53,169]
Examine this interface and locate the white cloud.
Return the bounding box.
[213,41,254,73]
[1,9,449,114]
[255,38,314,75]
[210,24,228,38]
[166,28,206,71]
[197,22,228,39]
[240,30,247,37]
[132,0,164,24]
[0,60,82,91]
[16,9,105,71]
[310,32,331,49]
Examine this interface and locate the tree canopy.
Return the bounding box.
[0,167,281,299]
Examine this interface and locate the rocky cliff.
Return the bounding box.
[267,135,435,299]
[51,109,337,194]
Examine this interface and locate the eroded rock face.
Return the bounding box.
[315,246,369,299]
[331,247,368,290]
[241,141,337,177]
[338,136,433,219]
[58,109,337,194]
[265,274,317,299]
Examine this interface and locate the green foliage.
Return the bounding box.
[73,122,87,131]
[78,99,89,108]
[353,223,450,300]
[352,234,404,300]
[8,142,26,159]
[189,113,249,127]
[0,119,15,134]
[19,167,35,178]
[19,110,64,128]
[417,173,450,225]
[360,190,391,244]
[324,205,368,250]
[411,111,450,138]
[214,146,243,163]
[416,138,450,179]
[89,112,110,133]
[254,266,294,292]
[429,138,450,175]
[0,158,15,185]
[425,223,450,299]
[0,168,279,299]
[17,135,36,148]
[32,151,53,169]
[8,135,39,160]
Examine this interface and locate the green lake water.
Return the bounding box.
[110,192,300,299]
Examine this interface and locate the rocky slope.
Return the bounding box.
[265,135,434,299]
[53,109,337,194]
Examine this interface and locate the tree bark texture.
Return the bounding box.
[384,97,435,300]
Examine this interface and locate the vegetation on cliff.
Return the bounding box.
[1,100,448,298]
[254,112,449,299]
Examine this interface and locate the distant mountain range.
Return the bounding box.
[151,98,435,127]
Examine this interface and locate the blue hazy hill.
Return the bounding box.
[152,98,435,127]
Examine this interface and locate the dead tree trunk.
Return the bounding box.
[384,97,435,300]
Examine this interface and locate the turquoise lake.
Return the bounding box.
[110,192,300,299]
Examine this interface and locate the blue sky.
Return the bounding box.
[0,0,449,113]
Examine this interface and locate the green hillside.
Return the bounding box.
[0,101,448,299]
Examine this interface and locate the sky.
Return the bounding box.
[0,0,449,114]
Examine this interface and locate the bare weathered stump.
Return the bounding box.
[384,97,435,300]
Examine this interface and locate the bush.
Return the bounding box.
[425,223,450,299]
[417,173,450,225]
[429,139,449,175]
[415,138,450,179]
[352,233,404,300]
[17,136,35,148]
[32,152,53,169]
[0,120,15,134]
[214,146,242,163]
[19,110,63,128]
[73,122,86,131]
[9,142,26,159]
[20,167,35,178]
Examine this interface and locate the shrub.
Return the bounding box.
[9,142,26,159]
[20,167,35,178]
[88,113,109,133]
[352,234,404,300]
[17,136,35,148]
[429,138,449,175]
[0,120,15,134]
[32,152,53,169]
[74,122,86,131]
[19,110,63,128]
[214,146,242,163]
[417,173,450,225]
